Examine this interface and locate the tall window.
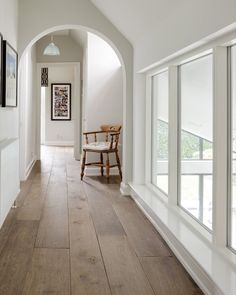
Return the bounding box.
[179,55,213,229]
[151,71,168,195]
[230,45,236,250]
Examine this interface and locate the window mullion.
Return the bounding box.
[212,46,228,246]
[168,66,178,206]
[145,75,152,184]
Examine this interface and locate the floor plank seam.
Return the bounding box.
[66,160,72,295]
[82,182,113,295]
[0,147,203,295]
[32,161,53,250]
[136,250,159,295]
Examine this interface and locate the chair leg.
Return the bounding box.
[105,153,110,182]
[81,150,86,180]
[100,152,104,176]
[115,151,122,180]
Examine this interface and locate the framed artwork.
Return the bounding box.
[0,33,3,105]
[2,40,18,107]
[51,83,71,121]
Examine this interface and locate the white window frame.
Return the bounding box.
[150,70,169,197]
[228,45,236,254]
[145,32,236,253]
[177,52,214,232]
[146,68,169,202]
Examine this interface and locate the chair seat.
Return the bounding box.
[83,141,116,151]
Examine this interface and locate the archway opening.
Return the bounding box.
[18,25,126,183]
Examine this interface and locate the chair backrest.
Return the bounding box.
[100,124,122,132]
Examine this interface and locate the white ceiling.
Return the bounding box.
[52,29,70,36]
[90,0,187,45]
[70,30,87,49]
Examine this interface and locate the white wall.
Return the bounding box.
[36,34,83,150]
[84,33,123,168]
[19,45,38,180]
[132,0,236,71]
[18,0,133,186]
[41,64,76,146]
[0,0,18,141]
[85,33,123,131]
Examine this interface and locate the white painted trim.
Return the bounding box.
[120,181,131,195]
[25,157,37,180]
[129,183,236,295]
[73,64,81,160]
[43,141,74,147]
[168,66,178,205]
[145,75,152,184]
[212,47,228,247]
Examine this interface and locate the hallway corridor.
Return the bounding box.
[0,146,202,294]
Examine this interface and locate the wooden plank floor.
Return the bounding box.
[0,146,203,295]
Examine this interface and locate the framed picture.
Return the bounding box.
[2,41,18,107]
[0,33,2,105]
[51,83,71,121]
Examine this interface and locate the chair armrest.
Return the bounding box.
[83,130,113,144]
[83,130,106,135]
[109,132,120,149]
[109,132,120,137]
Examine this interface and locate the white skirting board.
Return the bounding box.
[0,138,20,227]
[129,184,227,295]
[25,157,37,180]
[43,141,74,147]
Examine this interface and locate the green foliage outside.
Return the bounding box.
[156,120,213,160]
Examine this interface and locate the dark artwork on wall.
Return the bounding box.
[2,41,18,107]
[41,67,48,87]
[51,83,71,121]
[0,33,3,105]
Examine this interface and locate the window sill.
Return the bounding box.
[129,182,236,295]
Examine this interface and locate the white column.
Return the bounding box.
[121,62,134,194]
[36,64,41,160]
[145,75,152,183]
[168,66,178,206]
[132,73,146,184]
[212,46,228,246]
[73,63,81,160]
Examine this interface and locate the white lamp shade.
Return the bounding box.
[43,42,60,56]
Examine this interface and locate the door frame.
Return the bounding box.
[36,62,81,160]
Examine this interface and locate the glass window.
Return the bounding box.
[151,71,168,195]
[179,55,213,229]
[230,45,236,250]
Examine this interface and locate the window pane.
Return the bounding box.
[152,71,168,194]
[231,45,236,250]
[203,140,213,160]
[179,55,213,229]
[181,130,200,160]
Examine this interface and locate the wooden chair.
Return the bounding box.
[81,125,122,181]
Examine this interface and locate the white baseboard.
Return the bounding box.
[24,157,37,181]
[85,167,119,176]
[120,181,131,195]
[130,185,224,295]
[43,141,74,147]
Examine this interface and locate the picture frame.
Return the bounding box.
[51,83,71,121]
[2,40,18,107]
[0,33,3,105]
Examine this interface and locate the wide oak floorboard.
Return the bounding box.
[22,248,70,295]
[0,146,203,295]
[0,221,38,295]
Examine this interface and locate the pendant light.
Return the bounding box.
[43,35,60,56]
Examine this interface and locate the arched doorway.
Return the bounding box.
[18,23,133,193]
